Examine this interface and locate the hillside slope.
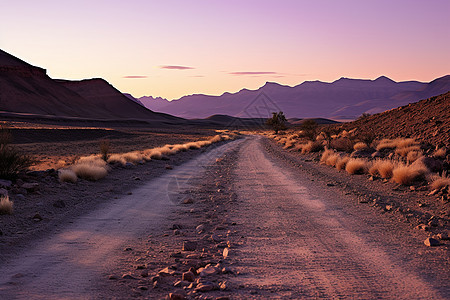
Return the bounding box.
[0,49,182,123]
[339,91,450,148]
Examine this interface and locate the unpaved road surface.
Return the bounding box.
[227,136,449,299]
[0,135,448,299]
[0,139,244,299]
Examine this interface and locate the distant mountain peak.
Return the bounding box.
[374,75,395,83]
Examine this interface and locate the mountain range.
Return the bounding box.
[138,75,450,120]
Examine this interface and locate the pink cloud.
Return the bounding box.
[229,71,278,76]
[123,75,148,79]
[160,65,195,70]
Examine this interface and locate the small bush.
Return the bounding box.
[353,142,368,151]
[300,141,323,154]
[433,148,447,159]
[71,163,108,181]
[320,149,335,164]
[0,145,34,179]
[58,169,78,183]
[122,152,143,164]
[336,156,350,171]
[345,158,368,175]
[391,163,428,185]
[430,175,450,191]
[406,151,422,164]
[395,145,421,157]
[369,159,394,178]
[0,195,13,215]
[209,135,222,143]
[326,153,340,167]
[108,154,127,165]
[376,139,397,151]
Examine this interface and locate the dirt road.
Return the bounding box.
[0,139,244,299]
[227,136,448,299]
[0,135,448,299]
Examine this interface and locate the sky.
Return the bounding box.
[1,0,449,100]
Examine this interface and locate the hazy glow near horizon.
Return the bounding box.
[1,0,449,100]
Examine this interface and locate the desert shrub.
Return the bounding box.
[395,145,421,157]
[301,120,318,140]
[406,151,422,164]
[369,159,394,178]
[326,153,340,167]
[58,169,78,183]
[396,138,417,149]
[430,174,450,191]
[336,156,350,171]
[0,195,13,215]
[345,158,368,175]
[0,126,33,179]
[331,138,354,153]
[143,149,163,160]
[100,140,110,161]
[300,141,323,154]
[122,151,143,164]
[376,139,397,151]
[391,163,428,185]
[320,149,335,164]
[353,142,368,151]
[283,139,297,149]
[108,154,127,165]
[77,156,107,167]
[433,148,447,159]
[71,163,108,181]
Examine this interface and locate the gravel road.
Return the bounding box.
[0,135,448,299]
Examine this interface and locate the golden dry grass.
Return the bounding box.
[430,174,450,191]
[300,141,323,154]
[369,159,395,178]
[320,149,335,164]
[0,195,13,215]
[391,163,428,185]
[71,162,108,181]
[433,148,447,159]
[58,169,78,183]
[406,150,422,164]
[345,158,368,175]
[353,142,368,151]
[336,156,350,171]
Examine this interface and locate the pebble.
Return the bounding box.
[122,274,137,280]
[22,183,40,193]
[32,213,43,221]
[182,198,194,204]
[182,271,195,282]
[424,237,440,247]
[174,280,190,287]
[108,275,118,280]
[182,241,197,251]
[165,165,173,170]
[415,224,429,231]
[211,233,222,243]
[168,290,187,300]
[436,233,449,240]
[140,270,149,277]
[223,248,229,259]
[195,282,215,292]
[137,285,148,290]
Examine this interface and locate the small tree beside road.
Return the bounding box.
[266,112,287,134]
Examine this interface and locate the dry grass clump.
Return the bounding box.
[185,142,202,149]
[391,163,428,185]
[369,159,395,178]
[143,149,163,160]
[433,148,447,159]
[353,142,368,151]
[72,156,108,181]
[283,139,297,149]
[376,139,398,151]
[0,195,13,215]
[430,174,450,191]
[72,163,108,181]
[100,140,110,161]
[395,145,421,157]
[58,169,78,183]
[299,141,323,154]
[406,151,422,164]
[122,151,144,164]
[345,158,368,175]
[326,153,340,167]
[209,135,222,143]
[320,149,335,164]
[108,154,127,165]
[336,156,350,171]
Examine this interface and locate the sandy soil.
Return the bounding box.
[0,134,448,299]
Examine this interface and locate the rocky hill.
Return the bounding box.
[339,91,450,148]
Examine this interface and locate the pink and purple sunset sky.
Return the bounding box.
[1,0,449,100]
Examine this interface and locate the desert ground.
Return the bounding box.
[0,118,448,299]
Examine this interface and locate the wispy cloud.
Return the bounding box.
[189,75,205,77]
[229,71,278,76]
[123,75,148,79]
[160,65,195,70]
